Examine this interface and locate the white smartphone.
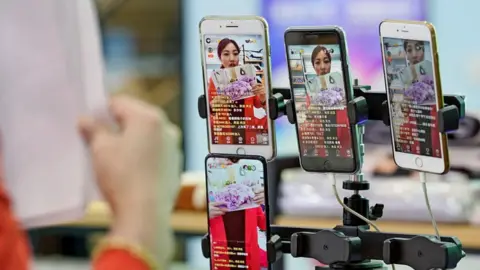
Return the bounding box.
[380,20,449,174]
[199,16,275,160]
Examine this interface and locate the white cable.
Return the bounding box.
[419,172,441,240]
[329,173,396,270]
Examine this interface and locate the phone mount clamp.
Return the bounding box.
[197,81,466,269]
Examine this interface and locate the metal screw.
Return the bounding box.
[417,250,423,257]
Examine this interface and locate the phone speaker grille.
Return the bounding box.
[226,25,238,28]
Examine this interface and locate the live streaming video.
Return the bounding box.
[383,38,441,157]
[206,157,268,270]
[203,35,269,146]
[288,44,353,158]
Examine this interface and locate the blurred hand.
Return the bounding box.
[210,95,231,109]
[78,95,164,254]
[209,202,228,218]
[252,84,266,103]
[253,187,265,205]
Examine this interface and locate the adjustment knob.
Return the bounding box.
[369,204,384,220]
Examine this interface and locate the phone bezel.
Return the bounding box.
[284,27,361,173]
[199,17,275,160]
[204,153,271,270]
[379,20,449,174]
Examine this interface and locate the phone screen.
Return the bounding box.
[203,34,269,146]
[206,156,269,270]
[287,44,353,158]
[382,38,441,157]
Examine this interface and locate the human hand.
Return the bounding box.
[78,95,164,253]
[209,202,228,218]
[252,84,266,103]
[253,187,265,205]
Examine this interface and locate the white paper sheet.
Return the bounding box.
[0,0,107,228]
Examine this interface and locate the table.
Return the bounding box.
[63,202,480,249]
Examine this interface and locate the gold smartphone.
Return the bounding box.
[199,16,276,160]
[380,20,449,174]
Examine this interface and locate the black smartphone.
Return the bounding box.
[205,153,270,270]
[284,26,361,173]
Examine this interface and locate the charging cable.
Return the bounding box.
[419,172,441,240]
[329,173,396,270]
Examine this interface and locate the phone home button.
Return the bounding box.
[236,147,246,155]
[415,157,423,168]
[324,160,332,171]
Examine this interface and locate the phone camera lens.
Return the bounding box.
[396,29,399,32]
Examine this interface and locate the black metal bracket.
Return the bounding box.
[266,85,465,132]
[201,233,284,264]
[270,225,465,270]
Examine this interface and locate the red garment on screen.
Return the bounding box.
[209,206,267,270]
[304,94,351,157]
[208,77,267,145]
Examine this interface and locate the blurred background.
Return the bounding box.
[31,0,480,269]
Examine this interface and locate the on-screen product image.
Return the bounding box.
[200,17,275,160]
[380,20,449,174]
[205,154,270,270]
[284,27,361,173]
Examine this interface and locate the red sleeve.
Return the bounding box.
[256,207,267,231]
[253,95,264,108]
[0,184,30,270]
[208,77,217,103]
[93,249,151,270]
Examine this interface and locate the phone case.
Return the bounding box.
[235,64,256,79]
[211,69,228,92]
[284,26,362,173]
[415,60,433,79]
[305,76,321,94]
[199,16,276,160]
[380,20,449,173]
[204,153,271,269]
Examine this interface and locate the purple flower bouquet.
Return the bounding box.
[404,75,435,104]
[312,87,344,107]
[214,183,255,211]
[221,76,257,100]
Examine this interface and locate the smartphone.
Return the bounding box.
[205,154,270,270]
[380,20,449,174]
[284,27,361,173]
[199,16,276,160]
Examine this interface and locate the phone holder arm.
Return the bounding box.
[270,225,465,270]
[198,95,208,119]
[349,86,466,132]
[198,88,292,121]
[200,233,284,264]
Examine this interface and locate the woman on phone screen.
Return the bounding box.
[207,159,267,270]
[207,38,267,145]
[303,45,351,157]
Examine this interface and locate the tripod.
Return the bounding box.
[308,126,387,270]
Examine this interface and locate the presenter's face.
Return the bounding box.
[313,50,331,75]
[405,41,424,65]
[220,43,240,68]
